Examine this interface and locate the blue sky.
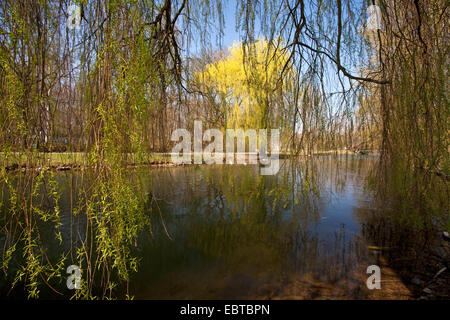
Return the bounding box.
[221,1,240,48]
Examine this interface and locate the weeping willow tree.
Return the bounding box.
[0,0,448,299]
[193,38,297,150]
[0,0,226,299]
[1,0,446,161]
[230,0,448,233]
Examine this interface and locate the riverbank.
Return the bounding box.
[1,152,173,172]
[1,150,377,172]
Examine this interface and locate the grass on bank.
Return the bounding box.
[0,149,372,169]
[0,152,172,168]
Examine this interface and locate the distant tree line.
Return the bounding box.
[0,0,447,170]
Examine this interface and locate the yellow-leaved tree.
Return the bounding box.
[195,38,295,133]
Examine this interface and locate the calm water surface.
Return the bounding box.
[131,156,380,299]
[3,156,431,299]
